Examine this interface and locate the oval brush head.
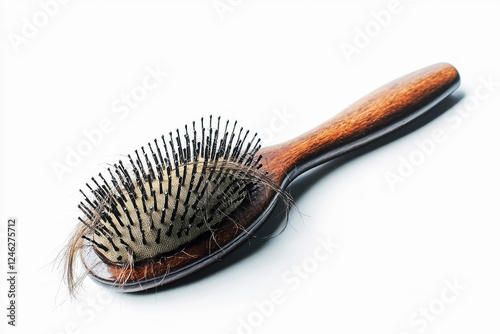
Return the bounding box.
[64,116,282,294]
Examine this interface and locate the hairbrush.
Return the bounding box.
[64,62,460,294]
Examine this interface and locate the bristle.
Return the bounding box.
[201,117,205,157]
[152,189,158,211]
[82,235,109,252]
[141,194,147,214]
[123,207,134,227]
[161,135,172,171]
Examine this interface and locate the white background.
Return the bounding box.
[1,1,499,333]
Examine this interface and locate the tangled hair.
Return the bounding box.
[61,156,294,297]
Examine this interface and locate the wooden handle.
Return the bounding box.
[261,62,460,186]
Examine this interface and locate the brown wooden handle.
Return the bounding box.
[260,62,460,186]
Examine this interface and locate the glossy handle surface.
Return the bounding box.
[261,62,460,186]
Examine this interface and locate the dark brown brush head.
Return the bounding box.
[63,116,282,295]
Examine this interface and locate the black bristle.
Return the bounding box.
[235,130,249,160]
[195,218,206,228]
[108,168,126,201]
[175,128,184,163]
[97,175,113,199]
[90,179,109,203]
[173,153,180,178]
[142,146,156,180]
[193,172,204,194]
[224,121,237,159]
[253,154,262,168]
[123,207,134,226]
[96,219,112,237]
[119,239,133,258]
[184,125,191,162]
[118,161,136,197]
[129,155,147,199]
[78,216,93,230]
[135,207,146,245]
[238,132,257,164]
[109,207,125,227]
[169,132,177,164]
[152,188,158,211]
[201,117,205,158]
[170,176,182,221]
[135,150,148,182]
[130,190,139,210]
[85,183,101,202]
[166,223,174,237]
[207,115,213,160]
[191,121,198,161]
[113,166,129,195]
[161,135,172,171]
[116,196,127,212]
[105,234,120,252]
[180,196,191,221]
[250,137,261,156]
[117,163,130,188]
[80,190,96,209]
[231,127,243,160]
[102,212,122,237]
[211,162,228,184]
[78,203,93,221]
[82,235,109,252]
[182,164,187,186]
[188,208,199,225]
[171,199,179,222]
[211,124,219,161]
[147,174,153,196]
[197,180,209,202]
[180,175,195,221]
[156,164,164,194]
[149,142,159,167]
[141,194,148,214]
[160,207,166,225]
[126,225,135,242]
[154,139,165,170]
[176,225,183,238]
[155,228,161,244]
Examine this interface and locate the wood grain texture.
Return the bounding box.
[85,62,460,291]
[260,62,460,187]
